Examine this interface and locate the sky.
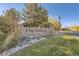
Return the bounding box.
[0,3,79,27]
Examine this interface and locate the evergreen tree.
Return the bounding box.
[23,3,50,27]
[4,8,21,22]
[0,8,21,52]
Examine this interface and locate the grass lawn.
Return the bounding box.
[13,36,79,56]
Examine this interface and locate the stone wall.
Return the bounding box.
[26,27,54,38]
[0,37,46,56]
[0,27,57,56]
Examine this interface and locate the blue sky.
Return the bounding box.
[0,3,79,27]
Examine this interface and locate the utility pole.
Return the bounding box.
[58,17,61,31]
[58,17,61,24]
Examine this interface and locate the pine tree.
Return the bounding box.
[23,3,50,27]
[4,8,21,22]
[0,8,21,52]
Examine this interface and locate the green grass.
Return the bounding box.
[13,36,79,56]
[61,28,71,32]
